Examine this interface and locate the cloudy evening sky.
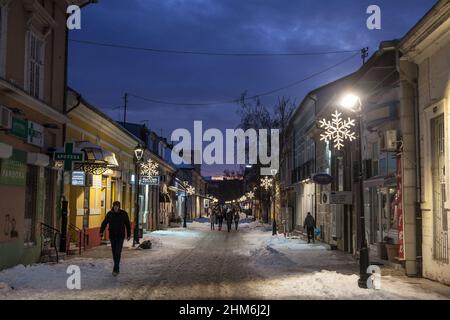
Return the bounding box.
[68,0,436,176]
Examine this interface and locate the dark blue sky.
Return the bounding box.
[68,0,435,176]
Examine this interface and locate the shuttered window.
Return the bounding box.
[25,31,45,99]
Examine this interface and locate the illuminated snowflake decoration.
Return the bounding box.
[182,181,195,196]
[319,110,356,150]
[140,159,159,177]
[186,186,195,195]
[260,176,273,191]
[246,191,255,199]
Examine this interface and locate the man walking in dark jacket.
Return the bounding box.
[303,212,316,244]
[100,201,131,276]
[225,208,233,232]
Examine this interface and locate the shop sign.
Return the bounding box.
[71,171,85,186]
[140,176,159,186]
[27,121,44,147]
[54,142,84,171]
[329,191,352,204]
[0,149,27,186]
[10,117,28,140]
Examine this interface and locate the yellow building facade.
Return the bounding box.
[63,89,140,248]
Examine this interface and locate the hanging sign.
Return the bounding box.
[71,171,85,186]
[312,173,333,185]
[27,121,44,147]
[54,142,84,171]
[329,191,353,205]
[140,176,160,186]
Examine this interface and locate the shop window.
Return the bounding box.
[24,165,39,246]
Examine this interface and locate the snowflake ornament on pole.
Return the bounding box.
[319,110,356,150]
[260,176,273,191]
[140,159,159,177]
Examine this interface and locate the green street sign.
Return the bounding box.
[0,149,27,186]
[10,118,28,140]
[54,142,84,171]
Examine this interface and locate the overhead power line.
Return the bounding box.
[128,52,360,106]
[69,39,360,57]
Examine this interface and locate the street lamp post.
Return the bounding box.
[183,193,188,228]
[133,144,144,247]
[182,181,195,228]
[340,93,370,288]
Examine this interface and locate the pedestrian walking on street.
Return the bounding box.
[210,208,216,231]
[218,209,224,231]
[303,212,315,244]
[226,208,233,232]
[234,210,240,230]
[100,201,131,276]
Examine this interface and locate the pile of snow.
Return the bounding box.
[193,217,210,223]
[0,282,13,293]
[250,245,296,268]
[268,235,330,251]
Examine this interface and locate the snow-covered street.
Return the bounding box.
[1,221,449,300]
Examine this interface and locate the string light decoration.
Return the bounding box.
[140,159,159,177]
[246,191,255,199]
[260,176,273,191]
[319,110,356,150]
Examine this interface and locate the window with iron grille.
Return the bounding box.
[25,31,45,99]
[24,165,39,246]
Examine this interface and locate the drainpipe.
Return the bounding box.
[395,47,422,276]
[307,95,318,223]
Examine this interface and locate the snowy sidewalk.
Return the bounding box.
[0,221,449,300]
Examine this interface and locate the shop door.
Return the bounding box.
[431,115,448,263]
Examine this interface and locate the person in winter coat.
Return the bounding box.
[225,208,233,232]
[217,210,224,231]
[100,201,131,276]
[234,210,240,230]
[210,208,216,231]
[303,212,316,243]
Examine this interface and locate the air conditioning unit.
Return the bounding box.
[0,105,12,130]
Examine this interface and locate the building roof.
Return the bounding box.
[66,87,144,145]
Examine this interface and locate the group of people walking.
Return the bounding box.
[209,205,240,232]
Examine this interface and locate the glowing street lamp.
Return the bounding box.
[339,92,369,288]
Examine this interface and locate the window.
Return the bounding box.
[25,31,45,99]
[24,165,39,246]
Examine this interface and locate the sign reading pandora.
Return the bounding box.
[171,121,279,176]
